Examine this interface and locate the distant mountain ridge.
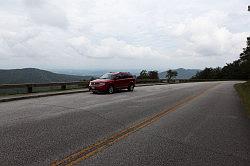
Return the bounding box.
[51,69,141,77]
[0,68,92,84]
[159,68,200,79]
[0,68,200,84]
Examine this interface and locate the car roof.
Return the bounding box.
[109,72,131,75]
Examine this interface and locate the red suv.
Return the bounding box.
[89,72,136,94]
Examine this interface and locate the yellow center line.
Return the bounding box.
[51,83,219,166]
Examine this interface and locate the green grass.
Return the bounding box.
[235,81,250,117]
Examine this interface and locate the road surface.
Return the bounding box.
[0,81,249,165]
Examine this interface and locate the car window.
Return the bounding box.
[120,73,126,79]
[126,73,133,78]
[100,73,113,79]
[116,73,125,79]
[123,73,132,79]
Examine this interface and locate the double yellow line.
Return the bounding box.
[51,83,219,166]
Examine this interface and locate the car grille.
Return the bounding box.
[91,82,100,85]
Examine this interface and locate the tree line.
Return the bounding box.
[137,70,159,79]
[137,69,178,82]
[192,38,250,80]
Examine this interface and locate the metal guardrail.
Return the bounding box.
[136,79,166,84]
[0,79,233,95]
[0,79,166,94]
[0,81,90,93]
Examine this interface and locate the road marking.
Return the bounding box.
[51,83,219,166]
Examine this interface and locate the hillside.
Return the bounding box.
[0,68,92,84]
[159,68,200,79]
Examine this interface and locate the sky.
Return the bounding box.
[0,0,249,70]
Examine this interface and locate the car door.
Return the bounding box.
[122,73,131,87]
[120,73,130,88]
[114,73,123,89]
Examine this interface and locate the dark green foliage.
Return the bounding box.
[148,70,159,79]
[159,68,200,79]
[193,67,223,79]
[138,70,149,79]
[238,37,250,79]
[137,70,159,80]
[166,70,178,82]
[235,81,250,117]
[192,38,250,80]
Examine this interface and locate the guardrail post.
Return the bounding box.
[61,84,66,90]
[27,86,33,93]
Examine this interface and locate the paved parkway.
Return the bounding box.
[0,81,249,165]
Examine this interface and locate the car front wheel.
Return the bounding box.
[107,85,114,94]
[128,84,134,91]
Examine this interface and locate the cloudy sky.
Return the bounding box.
[0,0,249,70]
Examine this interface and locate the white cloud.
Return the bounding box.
[0,0,249,69]
[69,36,162,59]
[23,0,69,28]
[171,11,248,62]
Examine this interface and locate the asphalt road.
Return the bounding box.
[0,81,249,166]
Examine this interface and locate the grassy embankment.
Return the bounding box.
[235,81,250,117]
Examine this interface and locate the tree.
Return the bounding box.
[138,70,149,79]
[192,38,250,80]
[192,67,222,79]
[148,70,159,79]
[166,70,177,82]
[239,37,250,79]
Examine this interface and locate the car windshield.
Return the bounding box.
[100,73,113,79]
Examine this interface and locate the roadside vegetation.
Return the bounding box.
[136,70,161,84]
[137,69,178,83]
[191,37,250,117]
[166,70,178,83]
[235,81,250,117]
[192,38,250,80]
[137,70,159,80]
